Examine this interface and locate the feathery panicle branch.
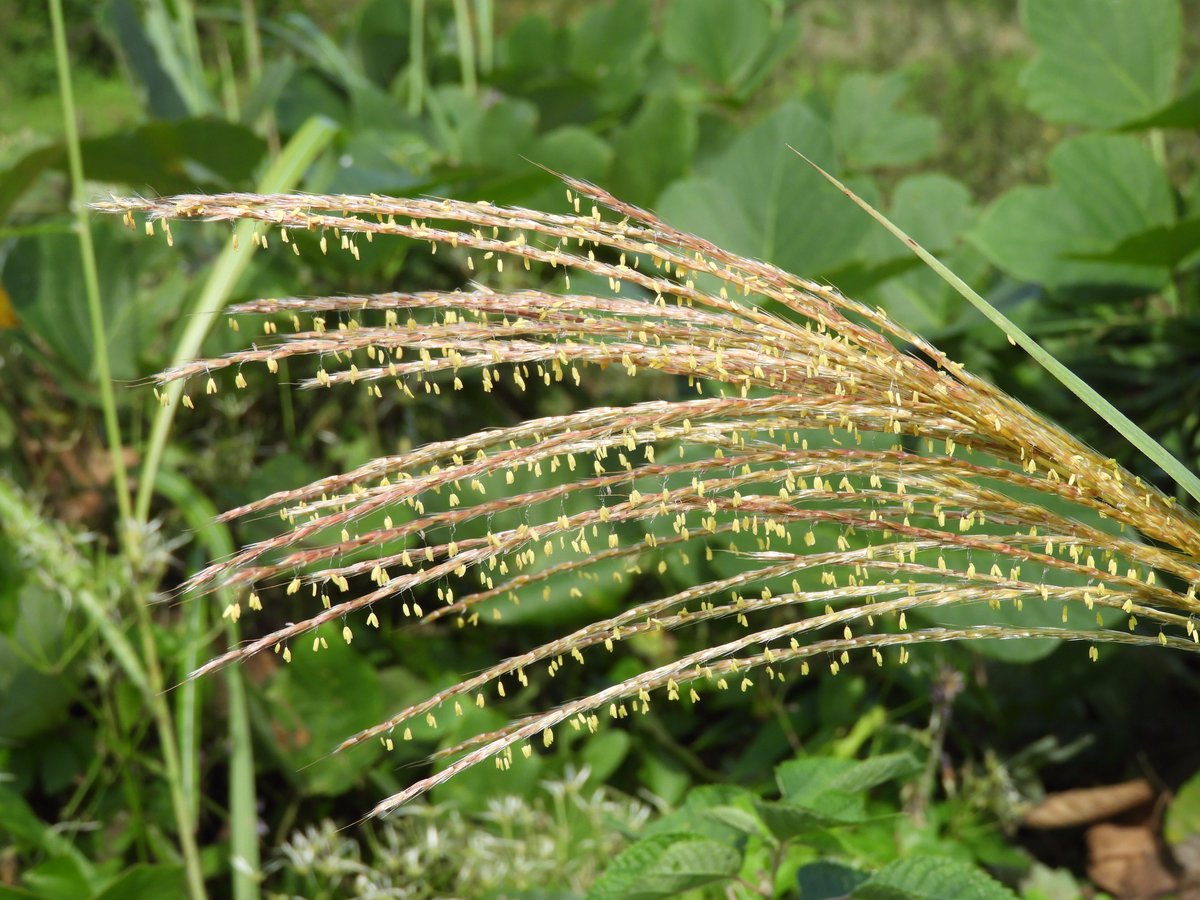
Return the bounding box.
[94,177,1200,817]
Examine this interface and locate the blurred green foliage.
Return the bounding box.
[1,0,1199,897]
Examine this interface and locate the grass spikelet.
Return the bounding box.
[94,179,1200,818]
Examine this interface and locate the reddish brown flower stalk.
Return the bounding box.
[94,177,1200,817]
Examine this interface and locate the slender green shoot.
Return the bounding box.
[49,0,132,526]
[452,0,477,96]
[409,0,426,115]
[474,0,494,74]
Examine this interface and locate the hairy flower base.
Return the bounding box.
[95,177,1200,816]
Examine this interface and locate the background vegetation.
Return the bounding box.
[2,1,1200,898]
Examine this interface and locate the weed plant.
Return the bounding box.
[96,175,1200,821]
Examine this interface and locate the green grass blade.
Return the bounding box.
[790,146,1200,507]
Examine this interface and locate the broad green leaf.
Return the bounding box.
[754,794,867,840]
[659,102,876,279]
[501,15,564,76]
[355,0,411,87]
[643,784,761,843]
[797,861,870,900]
[834,73,938,170]
[867,175,977,259]
[0,118,267,222]
[568,0,652,113]
[85,118,266,189]
[853,855,1016,900]
[569,0,651,79]
[322,129,433,195]
[970,134,1174,289]
[1120,86,1200,130]
[776,754,919,803]
[0,787,89,866]
[731,15,803,103]
[460,98,539,168]
[533,126,613,180]
[581,729,631,786]
[2,225,152,384]
[705,804,775,842]
[99,0,190,118]
[611,94,698,207]
[20,856,97,900]
[276,70,351,133]
[0,588,76,742]
[93,865,185,900]
[495,125,613,211]
[1018,0,1181,128]
[1070,217,1200,269]
[520,126,614,206]
[1166,769,1200,845]
[587,834,742,899]
[662,0,772,91]
[849,175,981,334]
[263,624,384,795]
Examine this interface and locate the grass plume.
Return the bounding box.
[95,177,1200,818]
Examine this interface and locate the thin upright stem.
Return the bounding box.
[452,0,477,96]
[49,0,132,527]
[409,0,426,115]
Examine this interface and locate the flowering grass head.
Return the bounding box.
[96,177,1200,817]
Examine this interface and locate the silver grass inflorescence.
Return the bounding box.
[95,178,1200,818]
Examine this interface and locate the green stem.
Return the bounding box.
[177,579,206,826]
[408,0,425,115]
[130,590,208,898]
[474,0,493,74]
[451,0,477,96]
[1148,129,1181,315]
[133,116,338,523]
[170,0,205,90]
[240,0,279,156]
[49,0,132,527]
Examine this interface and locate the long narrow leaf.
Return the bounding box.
[790,146,1200,507]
